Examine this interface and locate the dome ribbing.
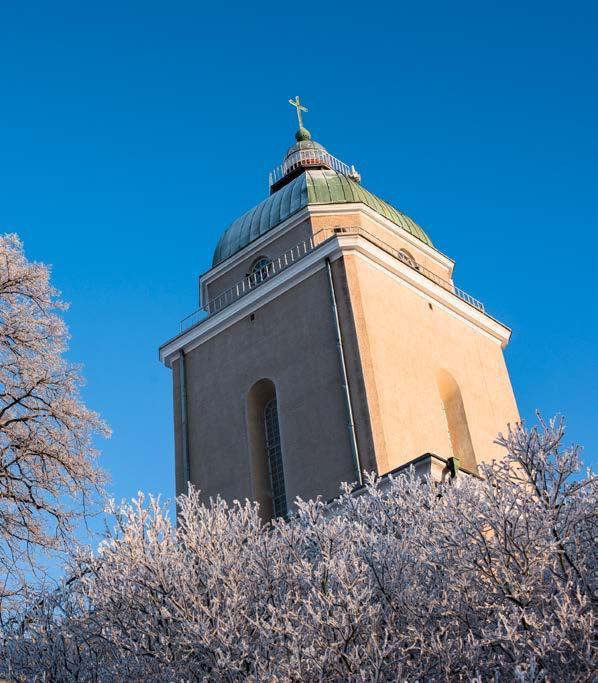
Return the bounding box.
[212,170,432,266]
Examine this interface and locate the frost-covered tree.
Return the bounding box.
[0,234,108,619]
[2,418,596,682]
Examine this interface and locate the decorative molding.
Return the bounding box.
[198,200,455,307]
[160,233,510,367]
[338,235,510,347]
[160,240,340,367]
[307,203,455,272]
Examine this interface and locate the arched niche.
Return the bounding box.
[436,369,477,471]
[246,379,287,521]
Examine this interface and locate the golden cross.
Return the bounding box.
[288,96,308,129]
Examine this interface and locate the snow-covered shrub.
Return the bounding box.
[2,418,595,682]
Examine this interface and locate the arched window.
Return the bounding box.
[246,379,287,520]
[249,257,271,286]
[264,398,287,518]
[436,369,477,471]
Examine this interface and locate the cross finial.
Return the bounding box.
[289,96,308,129]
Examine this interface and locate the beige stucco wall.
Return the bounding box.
[174,267,359,506]
[204,208,453,309]
[311,211,454,281]
[167,202,520,513]
[342,252,519,470]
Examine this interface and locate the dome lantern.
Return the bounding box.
[269,96,361,194]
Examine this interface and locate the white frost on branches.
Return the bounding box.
[2,417,595,681]
[0,234,108,618]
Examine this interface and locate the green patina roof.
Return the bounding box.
[212,169,432,266]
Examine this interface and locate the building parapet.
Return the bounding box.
[180,227,486,333]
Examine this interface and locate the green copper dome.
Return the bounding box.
[212,169,432,266]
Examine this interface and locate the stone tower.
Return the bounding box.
[159,109,519,520]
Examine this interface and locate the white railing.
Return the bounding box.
[180,236,319,331]
[455,287,484,311]
[180,227,485,332]
[269,149,354,187]
[330,227,486,313]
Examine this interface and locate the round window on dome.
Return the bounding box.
[249,257,272,286]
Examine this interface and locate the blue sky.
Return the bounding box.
[1,0,596,507]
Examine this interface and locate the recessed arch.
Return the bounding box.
[246,379,287,520]
[436,369,476,471]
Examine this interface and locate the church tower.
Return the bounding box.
[159,99,519,519]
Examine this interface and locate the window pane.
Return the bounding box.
[264,399,287,518]
[250,258,271,286]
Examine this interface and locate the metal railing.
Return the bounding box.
[180,236,320,331]
[269,149,355,188]
[180,227,485,332]
[329,227,485,313]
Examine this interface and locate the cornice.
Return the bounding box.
[307,203,455,272]
[160,239,339,367]
[198,201,455,307]
[160,233,510,367]
[336,234,511,347]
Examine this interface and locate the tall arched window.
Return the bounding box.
[436,369,477,471]
[264,398,287,518]
[246,379,287,520]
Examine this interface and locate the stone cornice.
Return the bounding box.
[160,233,510,367]
[308,203,455,273]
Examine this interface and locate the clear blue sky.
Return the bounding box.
[1,0,596,506]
